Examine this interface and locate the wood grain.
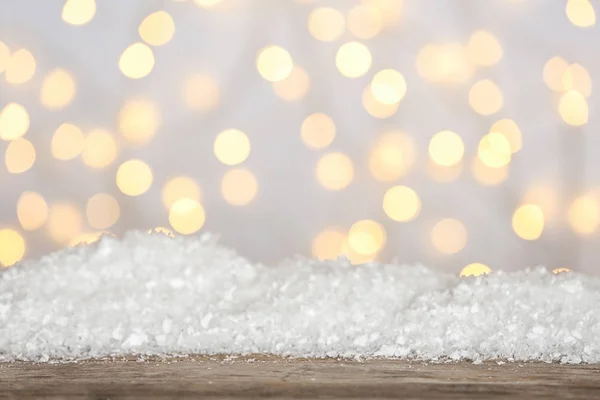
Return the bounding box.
[2,355,600,399]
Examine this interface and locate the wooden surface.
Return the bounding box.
[2,355,600,399]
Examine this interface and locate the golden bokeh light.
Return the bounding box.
[478,132,512,168]
[116,160,154,196]
[256,45,293,82]
[149,226,175,237]
[86,193,120,230]
[543,56,570,92]
[118,42,155,79]
[138,11,175,46]
[40,68,76,110]
[347,4,383,39]
[214,129,251,166]
[5,138,36,173]
[316,152,354,190]
[568,195,600,235]
[221,168,258,206]
[5,48,36,85]
[312,228,346,260]
[558,90,588,126]
[460,263,491,277]
[272,65,310,101]
[0,229,26,267]
[118,98,160,144]
[472,156,508,186]
[17,191,48,231]
[467,30,503,66]
[184,73,220,111]
[336,41,372,78]
[383,185,421,222]
[370,69,407,105]
[69,231,105,247]
[81,129,118,168]
[369,131,415,181]
[61,0,96,26]
[307,7,345,42]
[553,268,571,274]
[490,118,522,153]
[0,41,10,73]
[469,79,503,115]
[562,63,592,97]
[193,0,223,8]
[52,124,84,161]
[416,43,473,84]
[168,198,206,235]
[0,102,30,141]
[361,0,403,27]
[301,113,336,150]
[362,84,400,118]
[428,162,462,182]
[47,203,83,244]
[512,204,544,240]
[566,0,596,27]
[522,185,557,219]
[162,176,202,209]
[428,130,464,167]
[431,218,467,254]
[348,219,386,256]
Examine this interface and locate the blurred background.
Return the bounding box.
[0,0,598,276]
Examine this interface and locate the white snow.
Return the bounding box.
[1,231,600,363]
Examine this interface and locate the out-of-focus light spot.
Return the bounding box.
[118,99,159,144]
[214,129,251,166]
[347,4,383,39]
[184,74,220,111]
[17,191,48,231]
[61,0,96,25]
[472,156,508,186]
[566,0,595,27]
[138,11,175,46]
[383,185,420,222]
[370,69,406,105]
[553,267,570,274]
[0,102,29,140]
[431,218,467,254]
[512,204,544,240]
[490,118,522,153]
[82,129,118,168]
[5,138,35,173]
[301,113,335,150]
[460,263,491,277]
[256,45,293,83]
[428,162,462,182]
[361,0,403,27]
[522,185,557,219]
[47,202,83,244]
[40,68,76,110]
[193,0,223,8]
[169,198,205,234]
[429,130,464,167]
[221,168,258,206]
[416,43,473,84]
[467,30,503,66]
[0,229,25,267]
[362,84,400,118]
[149,226,175,237]
[543,56,570,92]
[316,152,354,190]
[342,239,379,265]
[307,7,345,42]
[0,41,11,74]
[336,41,372,78]
[568,195,600,235]
[162,176,202,209]
[5,48,36,85]
[52,124,84,161]
[369,131,415,181]
[116,159,153,196]
[273,65,310,101]
[69,231,105,246]
[559,90,588,126]
[562,63,592,98]
[469,79,503,115]
[312,228,346,260]
[86,193,120,230]
[478,132,512,168]
[118,43,154,79]
[348,219,386,256]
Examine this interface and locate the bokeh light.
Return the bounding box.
[362,84,400,118]
[47,202,83,244]
[428,130,464,167]
[52,124,84,161]
[522,185,557,219]
[431,218,467,254]
[370,69,407,105]
[4,48,36,85]
[416,43,473,84]
[369,131,415,181]
[469,79,503,115]
[347,4,383,39]
[312,228,346,260]
[301,113,336,150]
[17,191,48,231]
[0,102,30,140]
[316,152,354,190]
[193,0,224,8]
[118,42,155,79]
[383,185,421,222]
[477,132,512,168]
[0,41,10,73]
[544,56,570,92]
[0,229,26,267]
[221,168,258,206]
[162,176,202,209]
[553,268,571,274]
[565,0,596,28]
[512,204,544,240]
[362,0,403,27]
[336,41,372,78]
[118,98,160,144]
[272,65,310,101]
[138,10,175,46]
[562,63,592,98]
[40,68,76,110]
[116,160,154,196]
[472,157,508,186]
[5,138,36,173]
[81,128,118,168]
[184,74,220,111]
[307,7,345,42]
[69,231,106,247]
[348,219,386,256]
[214,129,251,166]
[256,45,293,83]
[467,30,503,66]
[460,263,491,277]
[61,0,96,26]
[168,198,206,234]
[568,195,600,235]
[86,193,120,230]
[559,90,589,126]
[490,118,522,153]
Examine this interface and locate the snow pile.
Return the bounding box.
[1,231,600,363]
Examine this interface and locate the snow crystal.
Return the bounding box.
[2,231,600,363]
